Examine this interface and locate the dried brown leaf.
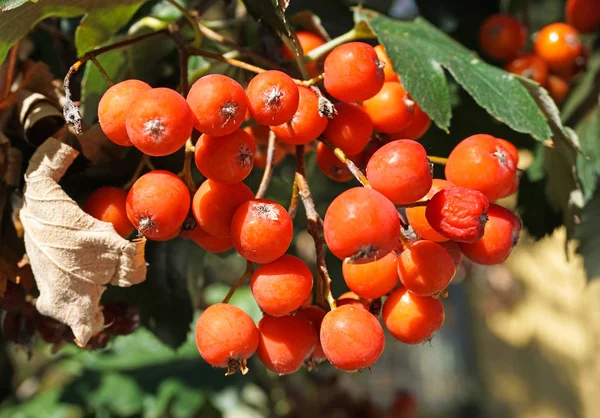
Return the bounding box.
[20,137,147,346]
[17,90,65,146]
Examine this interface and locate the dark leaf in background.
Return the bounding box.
[575,106,600,201]
[575,188,600,281]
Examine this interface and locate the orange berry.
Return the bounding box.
[397,240,456,296]
[282,30,325,76]
[479,14,527,61]
[98,79,151,146]
[391,102,431,141]
[246,70,300,126]
[374,44,399,82]
[180,226,233,253]
[504,54,549,85]
[194,129,255,184]
[439,240,462,266]
[84,186,134,238]
[298,305,327,363]
[126,88,193,156]
[545,74,570,105]
[342,251,399,299]
[244,125,286,170]
[316,142,363,183]
[362,82,414,133]
[187,74,248,136]
[192,179,254,238]
[566,0,600,34]
[406,179,453,242]
[231,199,293,264]
[323,102,373,155]
[534,23,583,72]
[324,42,385,103]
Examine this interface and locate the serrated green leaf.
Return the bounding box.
[354,9,552,140]
[75,1,145,56]
[575,189,600,280]
[576,106,600,201]
[0,0,149,64]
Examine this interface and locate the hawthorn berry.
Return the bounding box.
[180,225,233,253]
[323,102,373,155]
[187,74,248,136]
[478,14,527,61]
[439,240,462,267]
[336,291,370,310]
[246,70,300,126]
[194,129,255,184]
[362,82,414,133]
[405,179,453,242]
[342,251,399,299]
[98,79,151,146]
[445,134,517,202]
[256,313,317,375]
[504,54,549,85]
[459,204,521,265]
[231,199,293,264]
[324,187,401,263]
[366,140,433,204]
[298,305,327,363]
[374,44,399,82]
[391,102,431,141]
[320,305,385,371]
[382,286,444,344]
[270,86,328,145]
[281,30,325,76]
[196,303,260,374]
[324,42,385,103]
[566,0,600,34]
[397,240,456,296]
[316,142,363,183]
[250,255,313,316]
[125,88,193,156]
[84,186,134,238]
[534,23,583,72]
[126,170,191,241]
[245,125,287,170]
[425,186,490,243]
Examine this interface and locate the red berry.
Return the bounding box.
[397,240,456,296]
[445,134,517,202]
[324,42,385,103]
[126,170,191,241]
[196,303,259,374]
[362,82,414,133]
[187,74,248,136]
[405,179,453,242]
[298,305,327,363]
[180,226,233,253]
[534,23,583,72]
[497,138,519,164]
[37,314,72,344]
[545,74,570,105]
[374,44,399,82]
[391,102,431,141]
[270,86,328,145]
[192,179,254,238]
[323,102,373,155]
[126,88,193,156]
[504,54,549,85]
[98,79,151,146]
[245,125,287,170]
[366,139,432,204]
[439,240,462,267]
[459,204,521,265]
[246,70,300,126]
[324,187,401,263]
[281,30,325,76]
[320,305,385,371]
[231,199,293,264]
[478,14,527,61]
[316,142,363,183]
[194,129,255,184]
[342,252,399,299]
[382,287,444,344]
[336,291,370,310]
[425,186,490,243]
[256,313,317,375]
[250,255,313,316]
[103,302,140,336]
[84,186,134,238]
[566,0,600,34]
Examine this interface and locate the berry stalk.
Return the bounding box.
[222,261,254,304]
[255,131,277,199]
[321,139,371,187]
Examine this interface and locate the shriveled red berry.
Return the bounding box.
[98,79,151,146]
[362,82,414,133]
[323,102,373,155]
[316,142,363,183]
[126,170,191,241]
[382,286,444,344]
[270,86,328,145]
[103,302,140,336]
[298,305,327,363]
[366,139,432,204]
[251,255,313,316]
[196,303,259,374]
[478,14,527,61]
[324,42,384,103]
[459,204,521,265]
[231,199,293,264]
[246,70,300,126]
[342,252,399,299]
[37,314,72,344]
[84,186,134,238]
[256,313,317,375]
[194,129,255,184]
[445,134,517,202]
[425,186,490,243]
[126,88,193,156]
[180,225,233,253]
[406,179,453,242]
[187,74,248,136]
[397,240,456,296]
[320,305,385,371]
[324,187,401,263]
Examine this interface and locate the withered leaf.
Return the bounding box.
[20,137,146,346]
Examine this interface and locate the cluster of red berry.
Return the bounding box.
[479,0,597,104]
[81,27,525,374]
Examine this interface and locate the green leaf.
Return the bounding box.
[354,9,552,140]
[575,189,600,280]
[74,1,145,56]
[0,0,150,64]
[576,106,600,201]
[0,0,33,12]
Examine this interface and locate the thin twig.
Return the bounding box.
[321,139,371,187]
[202,16,248,30]
[90,57,114,86]
[166,0,202,47]
[255,131,277,199]
[222,261,254,303]
[124,155,153,190]
[178,138,196,193]
[428,156,448,165]
[288,177,299,219]
[304,27,375,64]
[397,200,430,209]
[187,45,267,75]
[295,145,336,310]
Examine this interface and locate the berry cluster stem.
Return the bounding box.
[428,156,448,165]
[178,138,196,193]
[304,27,376,64]
[321,139,371,187]
[124,155,154,190]
[288,177,299,220]
[165,0,202,48]
[294,146,336,311]
[222,261,254,304]
[255,131,277,199]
